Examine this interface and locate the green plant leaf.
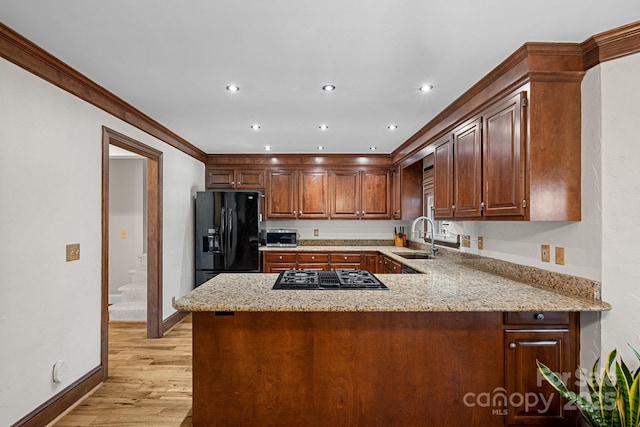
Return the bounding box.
[537,360,605,426]
[616,361,632,427]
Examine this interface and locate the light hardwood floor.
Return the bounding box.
[52,317,193,426]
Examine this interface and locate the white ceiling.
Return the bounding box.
[1,1,638,154]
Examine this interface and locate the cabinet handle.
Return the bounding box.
[535,313,545,320]
[311,256,315,260]
[279,256,283,260]
[344,256,348,260]
[509,343,516,349]
[452,205,456,211]
[231,181,235,185]
[356,211,360,215]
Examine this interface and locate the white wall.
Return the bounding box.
[0,57,204,425]
[264,219,412,241]
[109,158,145,298]
[600,52,640,364]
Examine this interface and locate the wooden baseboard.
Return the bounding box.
[163,310,188,334]
[12,365,104,427]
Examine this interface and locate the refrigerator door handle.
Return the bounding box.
[227,207,234,266]
[220,206,226,260]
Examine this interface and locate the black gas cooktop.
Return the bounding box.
[272,269,388,290]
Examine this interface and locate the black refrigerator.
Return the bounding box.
[195,191,261,286]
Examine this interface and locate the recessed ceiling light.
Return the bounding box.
[419,85,434,92]
[226,85,240,92]
[369,146,377,151]
[250,124,261,130]
[264,145,272,151]
[387,124,398,130]
[322,84,336,92]
[316,146,325,150]
[319,124,329,130]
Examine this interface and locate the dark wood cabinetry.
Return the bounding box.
[505,312,578,426]
[298,170,329,219]
[483,93,526,217]
[267,169,328,219]
[382,256,402,273]
[263,252,297,273]
[330,169,391,219]
[263,251,373,272]
[434,98,523,220]
[206,167,265,190]
[391,165,402,219]
[453,117,483,218]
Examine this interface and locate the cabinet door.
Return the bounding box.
[330,170,361,219]
[433,135,454,219]
[363,254,379,273]
[361,169,391,218]
[298,170,329,219]
[235,169,265,190]
[483,92,526,218]
[266,170,297,219]
[206,168,235,189]
[453,117,483,218]
[505,329,574,425]
[392,166,402,219]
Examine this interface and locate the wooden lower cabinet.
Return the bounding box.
[504,312,578,426]
[192,311,579,426]
[383,255,402,273]
[262,252,296,273]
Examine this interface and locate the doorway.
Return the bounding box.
[101,126,164,376]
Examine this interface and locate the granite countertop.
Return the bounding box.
[174,246,611,313]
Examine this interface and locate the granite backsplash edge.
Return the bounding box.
[296,239,602,302]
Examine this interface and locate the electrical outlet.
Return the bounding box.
[121,230,127,239]
[313,229,319,237]
[66,243,80,262]
[541,245,550,262]
[462,235,471,248]
[555,247,565,265]
[477,236,483,250]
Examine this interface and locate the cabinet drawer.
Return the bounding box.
[331,263,362,271]
[264,253,297,263]
[505,312,570,326]
[297,253,329,263]
[330,253,362,263]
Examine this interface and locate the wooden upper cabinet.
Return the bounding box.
[433,135,454,219]
[266,169,297,219]
[235,169,265,189]
[330,170,361,219]
[453,117,483,218]
[361,169,391,218]
[206,168,235,189]
[329,169,391,219]
[298,170,329,219]
[483,92,526,218]
[433,94,526,220]
[206,167,265,190]
[391,165,401,219]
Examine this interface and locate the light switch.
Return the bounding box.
[120,230,127,239]
[477,236,484,250]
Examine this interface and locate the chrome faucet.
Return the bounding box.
[411,216,437,257]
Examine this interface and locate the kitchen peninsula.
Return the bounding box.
[174,248,610,426]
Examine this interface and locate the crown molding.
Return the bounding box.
[582,20,640,70]
[0,23,206,163]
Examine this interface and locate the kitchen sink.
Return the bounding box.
[392,252,433,260]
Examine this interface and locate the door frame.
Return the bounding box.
[102,127,164,364]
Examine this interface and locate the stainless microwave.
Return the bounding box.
[263,229,298,247]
